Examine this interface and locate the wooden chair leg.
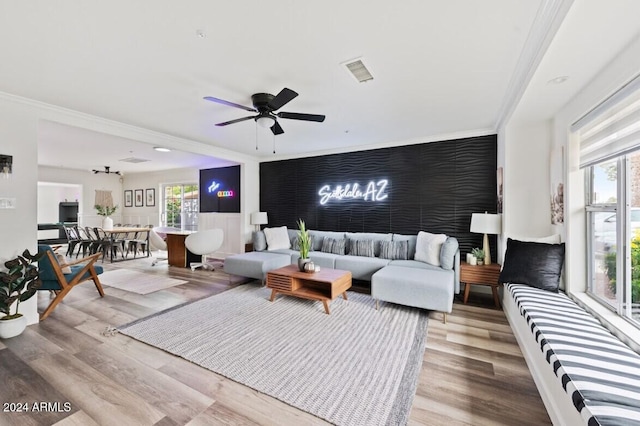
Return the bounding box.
[90,270,105,297]
[39,287,72,321]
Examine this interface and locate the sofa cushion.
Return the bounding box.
[264,226,291,251]
[335,256,390,281]
[252,230,267,251]
[309,251,340,269]
[349,239,375,257]
[414,231,447,266]
[372,265,454,313]
[309,231,346,251]
[379,240,409,260]
[439,237,459,270]
[499,238,565,292]
[321,237,347,255]
[223,251,291,280]
[392,234,417,258]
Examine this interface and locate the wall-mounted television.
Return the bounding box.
[199,165,241,213]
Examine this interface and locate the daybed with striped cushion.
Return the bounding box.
[503,283,640,425]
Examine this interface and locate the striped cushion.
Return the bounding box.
[349,239,375,257]
[507,284,640,425]
[321,237,346,255]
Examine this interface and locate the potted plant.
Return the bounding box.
[471,247,485,265]
[297,219,312,271]
[0,249,43,339]
[95,204,118,230]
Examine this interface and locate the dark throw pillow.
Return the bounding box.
[499,238,565,292]
[379,240,409,260]
[349,239,375,257]
[321,237,346,255]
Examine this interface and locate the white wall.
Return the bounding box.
[502,120,554,242]
[0,99,39,324]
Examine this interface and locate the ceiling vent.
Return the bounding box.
[342,58,374,83]
[119,157,149,164]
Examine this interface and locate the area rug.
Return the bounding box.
[118,284,428,425]
[99,270,188,294]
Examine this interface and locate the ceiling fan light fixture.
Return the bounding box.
[256,115,275,128]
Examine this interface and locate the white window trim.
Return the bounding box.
[571,291,640,353]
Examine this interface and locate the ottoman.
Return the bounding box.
[223,251,291,281]
[371,265,454,322]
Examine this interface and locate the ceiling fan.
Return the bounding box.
[92,166,121,175]
[204,88,325,135]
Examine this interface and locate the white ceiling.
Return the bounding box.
[1,1,639,173]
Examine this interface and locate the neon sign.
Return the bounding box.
[318,179,388,205]
[208,181,234,198]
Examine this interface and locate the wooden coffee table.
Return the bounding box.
[266,264,352,314]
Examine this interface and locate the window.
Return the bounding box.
[162,183,198,231]
[581,74,640,327]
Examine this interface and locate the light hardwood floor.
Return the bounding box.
[0,254,551,426]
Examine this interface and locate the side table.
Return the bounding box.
[461,262,502,308]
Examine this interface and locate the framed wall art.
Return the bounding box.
[135,189,144,207]
[145,188,155,207]
[124,190,133,207]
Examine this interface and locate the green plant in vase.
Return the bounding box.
[471,247,485,265]
[297,219,312,271]
[0,249,44,338]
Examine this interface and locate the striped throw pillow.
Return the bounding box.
[379,240,409,260]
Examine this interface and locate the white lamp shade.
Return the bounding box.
[470,213,502,235]
[250,212,268,225]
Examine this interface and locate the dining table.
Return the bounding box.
[103,226,151,262]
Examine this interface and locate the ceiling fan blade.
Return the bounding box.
[271,121,284,135]
[268,88,298,111]
[215,116,256,126]
[277,111,326,122]
[204,96,256,112]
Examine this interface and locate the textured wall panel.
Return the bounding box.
[260,135,497,258]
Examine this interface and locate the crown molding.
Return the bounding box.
[0,91,260,164]
[495,0,575,131]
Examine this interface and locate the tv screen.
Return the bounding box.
[199,165,241,213]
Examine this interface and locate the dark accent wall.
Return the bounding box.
[260,135,497,257]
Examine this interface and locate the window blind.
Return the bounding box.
[574,74,640,168]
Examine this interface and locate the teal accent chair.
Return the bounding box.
[37,245,105,320]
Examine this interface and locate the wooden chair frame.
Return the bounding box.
[40,251,105,321]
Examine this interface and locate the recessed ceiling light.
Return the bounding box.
[547,76,569,85]
[153,147,171,152]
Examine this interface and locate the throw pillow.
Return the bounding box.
[379,240,409,260]
[349,239,375,257]
[55,253,72,274]
[263,226,291,251]
[499,238,565,292]
[439,237,459,270]
[252,230,267,251]
[321,237,346,255]
[414,231,447,266]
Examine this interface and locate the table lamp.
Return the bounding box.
[470,212,502,265]
[250,212,268,232]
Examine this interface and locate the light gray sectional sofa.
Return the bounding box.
[224,228,460,317]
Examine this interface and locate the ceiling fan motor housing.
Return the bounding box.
[251,93,276,113]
